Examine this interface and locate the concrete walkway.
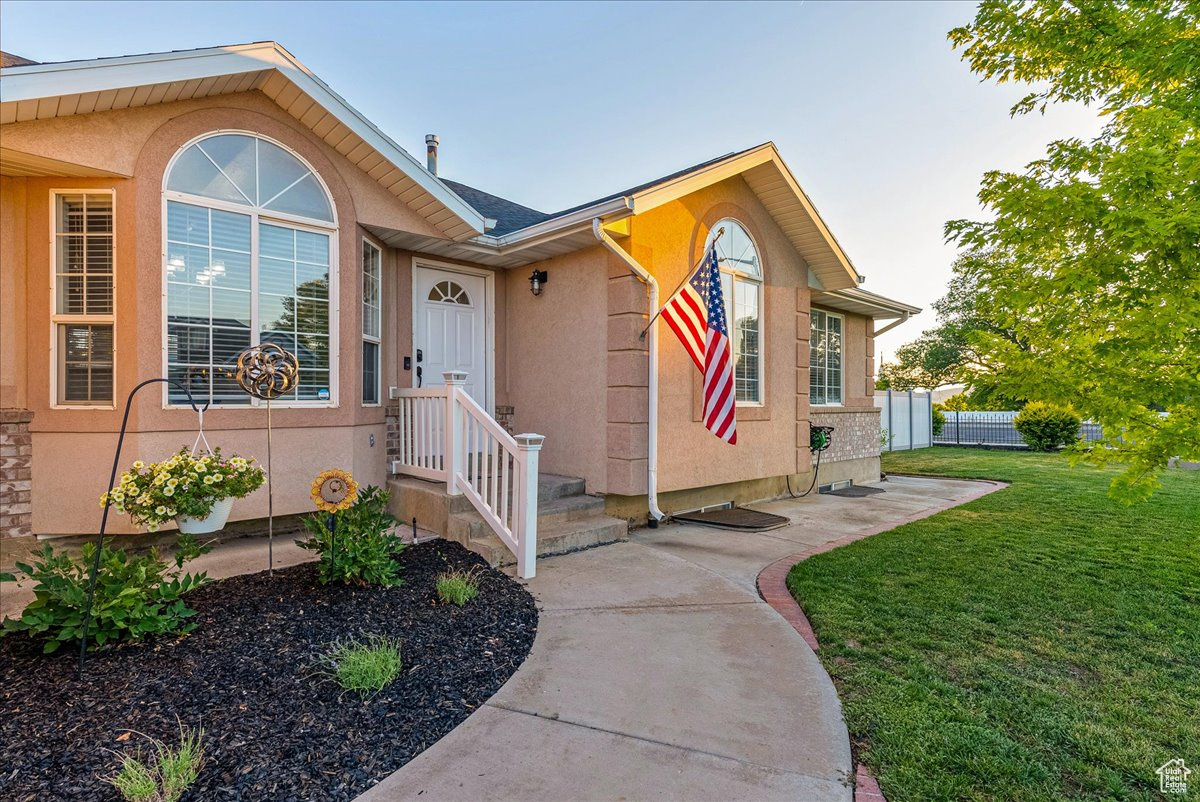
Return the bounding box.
[360,475,996,802]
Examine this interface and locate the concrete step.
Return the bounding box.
[445,509,628,568]
[537,493,606,524]
[538,474,586,500]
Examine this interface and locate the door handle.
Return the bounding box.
[416,365,423,387]
[416,349,423,363]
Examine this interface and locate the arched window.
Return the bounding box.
[427,280,471,305]
[163,132,337,405]
[708,219,763,404]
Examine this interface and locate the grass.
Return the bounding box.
[436,568,480,607]
[787,448,1200,802]
[325,635,402,696]
[106,722,204,802]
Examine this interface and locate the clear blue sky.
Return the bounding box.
[1,0,1099,364]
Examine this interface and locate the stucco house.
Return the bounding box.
[0,42,919,573]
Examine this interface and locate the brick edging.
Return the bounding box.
[755,477,1007,802]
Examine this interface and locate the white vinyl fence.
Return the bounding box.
[874,390,933,451]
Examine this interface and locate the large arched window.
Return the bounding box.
[163,132,337,405]
[708,219,763,404]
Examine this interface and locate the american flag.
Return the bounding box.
[661,245,737,444]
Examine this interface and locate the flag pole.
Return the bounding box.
[638,227,725,341]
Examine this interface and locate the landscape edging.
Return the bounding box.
[755,477,1008,802]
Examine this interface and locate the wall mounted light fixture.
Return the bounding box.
[529,269,548,296]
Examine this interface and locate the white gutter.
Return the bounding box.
[592,218,665,525]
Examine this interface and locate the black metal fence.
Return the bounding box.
[934,410,1104,448]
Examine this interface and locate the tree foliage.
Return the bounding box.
[946,0,1200,501]
[877,251,1026,394]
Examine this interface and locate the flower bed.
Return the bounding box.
[0,540,537,801]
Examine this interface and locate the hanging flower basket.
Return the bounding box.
[176,496,235,534]
[101,448,266,534]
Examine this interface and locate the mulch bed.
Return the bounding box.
[0,540,538,801]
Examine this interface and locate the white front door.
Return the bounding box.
[413,265,489,407]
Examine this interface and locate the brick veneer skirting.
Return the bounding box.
[810,407,882,464]
[1,409,34,539]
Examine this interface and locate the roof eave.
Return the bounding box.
[0,42,489,239]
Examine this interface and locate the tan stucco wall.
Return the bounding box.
[0,92,451,534]
[503,247,609,491]
[0,177,29,410]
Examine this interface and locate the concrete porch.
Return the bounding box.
[386,473,629,568]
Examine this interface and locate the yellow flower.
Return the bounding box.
[155,505,167,515]
[203,475,215,485]
[310,469,359,513]
[132,460,145,470]
[213,473,224,482]
[163,487,174,497]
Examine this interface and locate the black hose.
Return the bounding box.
[786,447,823,499]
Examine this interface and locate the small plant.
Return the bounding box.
[1014,402,1082,451]
[322,635,403,696]
[101,448,265,532]
[931,404,946,436]
[0,535,211,653]
[879,427,891,449]
[298,485,405,586]
[106,721,204,802]
[436,568,480,606]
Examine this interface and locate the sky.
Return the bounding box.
[1,0,1102,364]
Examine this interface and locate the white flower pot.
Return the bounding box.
[175,497,234,535]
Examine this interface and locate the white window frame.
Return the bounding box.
[709,219,765,407]
[159,130,340,409]
[810,307,845,407]
[50,189,116,409]
[361,237,382,407]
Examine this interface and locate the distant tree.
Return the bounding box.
[877,251,1025,392]
[946,0,1200,501]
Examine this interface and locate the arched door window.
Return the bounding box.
[163,132,337,405]
[708,219,763,404]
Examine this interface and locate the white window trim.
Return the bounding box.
[159,131,340,410]
[49,188,116,410]
[810,307,845,407]
[710,218,765,407]
[361,237,383,407]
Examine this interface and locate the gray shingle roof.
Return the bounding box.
[440,179,551,237]
[1,52,39,68]
[442,146,757,238]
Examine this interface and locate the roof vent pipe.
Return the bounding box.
[425,134,439,175]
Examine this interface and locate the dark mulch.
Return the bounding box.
[0,540,538,801]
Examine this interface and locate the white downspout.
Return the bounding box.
[592,218,665,525]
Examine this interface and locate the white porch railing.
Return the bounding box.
[390,372,543,579]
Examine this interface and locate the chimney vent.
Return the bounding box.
[425,134,439,175]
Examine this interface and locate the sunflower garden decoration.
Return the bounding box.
[298,470,405,587]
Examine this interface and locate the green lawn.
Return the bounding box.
[787,448,1199,801]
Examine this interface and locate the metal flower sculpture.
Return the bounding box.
[235,343,299,575]
[235,343,299,400]
[311,469,359,514]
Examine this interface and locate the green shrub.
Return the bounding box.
[931,404,947,436]
[107,721,204,802]
[0,535,211,653]
[323,635,402,696]
[297,485,405,586]
[1014,402,1082,451]
[436,568,480,606]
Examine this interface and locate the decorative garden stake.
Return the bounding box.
[312,469,358,569]
[236,344,299,576]
[79,378,209,677]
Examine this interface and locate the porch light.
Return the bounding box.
[529,269,548,296]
